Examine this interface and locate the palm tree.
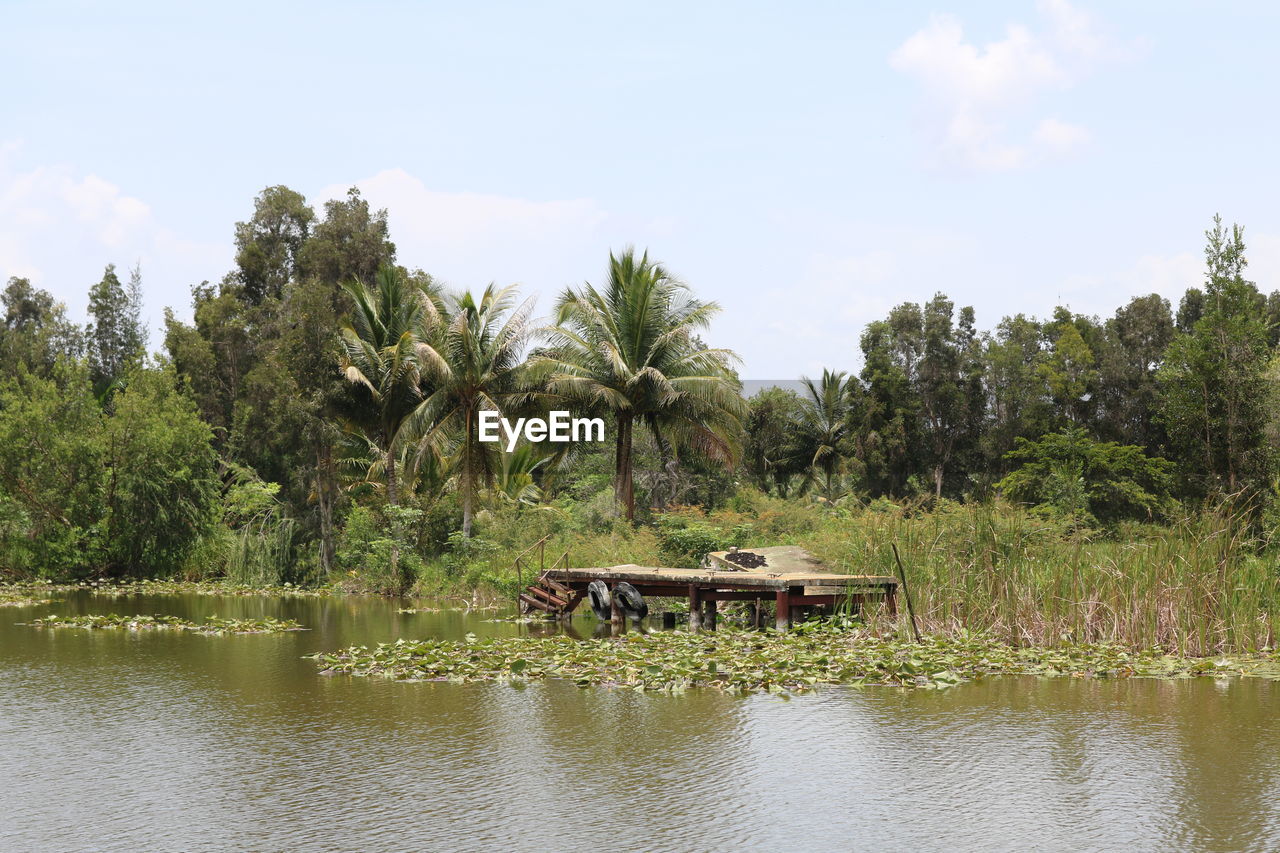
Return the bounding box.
[338,266,440,507]
[535,248,744,520]
[412,284,535,537]
[338,266,440,587]
[797,369,853,501]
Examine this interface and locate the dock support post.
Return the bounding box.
[610,583,623,627]
[689,585,703,632]
[705,599,718,632]
[775,589,790,631]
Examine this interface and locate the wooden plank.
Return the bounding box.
[541,577,573,597]
[527,585,568,608]
[702,590,770,602]
[805,583,896,596]
[519,593,553,613]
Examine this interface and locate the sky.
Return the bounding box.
[5,0,1280,378]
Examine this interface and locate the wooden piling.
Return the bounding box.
[705,599,718,631]
[689,584,703,631]
[610,583,623,627]
[775,589,790,630]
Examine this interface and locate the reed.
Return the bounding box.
[799,501,1279,656]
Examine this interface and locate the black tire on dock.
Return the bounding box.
[587,580,612,621]
[614,582,648,619]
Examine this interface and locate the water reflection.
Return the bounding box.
[1,592,1278,851]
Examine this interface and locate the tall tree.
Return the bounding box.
[338,266,437,587]
[86,263,146,393]
[234,186,315,303]
[917,295,979,498]
[1096,294,1174,450]
[538,248,744,521]
[414,285,535,537]
[1,277,82,374]
[982,314,1052,479]
[1158,215,1273,500]
[1039,309,1099,426]
[300,188,396,287]
[858,318,919,497]
[743,387,808,497]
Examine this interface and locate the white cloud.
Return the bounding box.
[1032,117,1092,154]
[0,146,155,283]
[0,142,227,338]
[316,168,608,296]
[891,1,1129,170]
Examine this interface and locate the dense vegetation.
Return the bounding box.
[4,188,1280,652]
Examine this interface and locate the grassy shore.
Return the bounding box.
[409,493,1280,657]
[8,492,1279,657]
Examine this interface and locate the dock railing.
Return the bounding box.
[513,535,569,609]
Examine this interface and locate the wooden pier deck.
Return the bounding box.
[538,546,897,630]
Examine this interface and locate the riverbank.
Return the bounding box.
[8,494,1280,657]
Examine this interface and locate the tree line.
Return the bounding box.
[0,184,1275,584]
[746,215,1280,527]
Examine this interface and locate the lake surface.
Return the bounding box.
[2,591,1279,852]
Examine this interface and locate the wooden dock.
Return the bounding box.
[530,546,897,630]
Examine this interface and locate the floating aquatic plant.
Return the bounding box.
[25,613,306,634]
[3,580,333,598]
[307,627,1280,696]
[0,590,52,607]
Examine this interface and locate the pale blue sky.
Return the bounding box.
[5,1,1280,376]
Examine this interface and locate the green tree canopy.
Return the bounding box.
[536,248,744,521]
[997,427,1175,525]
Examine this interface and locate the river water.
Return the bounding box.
[2,591,1278,852]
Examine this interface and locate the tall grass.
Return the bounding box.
[380,491,1280,656]
[795,501,1280,656]
[225,515,297,587]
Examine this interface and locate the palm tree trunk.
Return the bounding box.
[649,416,677,509]
[385,441,402,591]
[615,411,635,521]
[462,405,474,537]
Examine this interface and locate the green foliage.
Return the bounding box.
[0,364,218,579]
[86,263,146,394]
[796,369,856,500]
[1,277,83,375]
[654,512,751,567]
[997,428,1175,524]
[1159,216,1274,501]
[102,368,221,575]
[413,283,536,536]
[0,363,105,576]
[234,185,315,303]
[536,247,745,520]
[742,387,808,497]
[335,505,424,594]
[27,613,304,633]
